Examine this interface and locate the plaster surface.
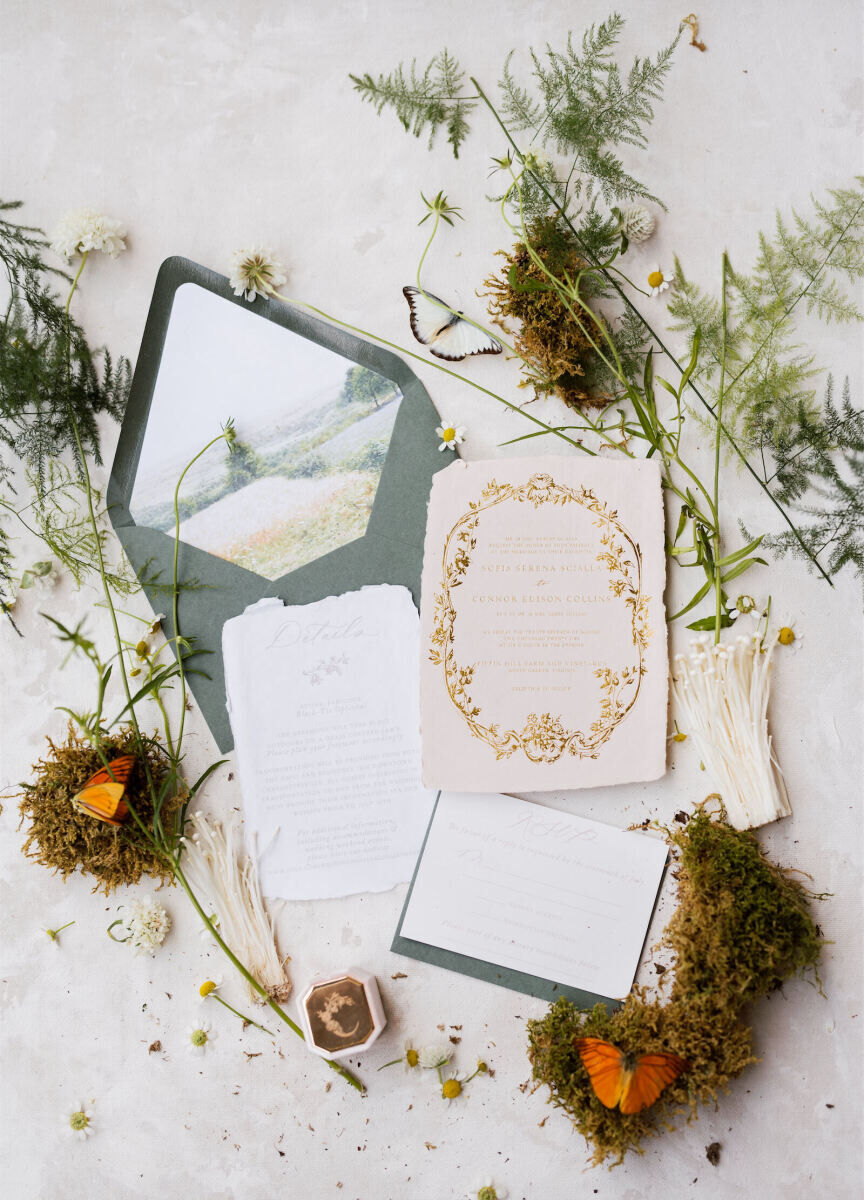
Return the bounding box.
[1,3,862,1198]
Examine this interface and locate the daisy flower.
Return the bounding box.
[62,1102,94,1141]
[435,423,466,452]
[418,1044,450,1070]
[186,1021,216,1055]
[228,246,287,302]
[51,209,126,260]
[472,1179,509,1200]
[647,265,674,297]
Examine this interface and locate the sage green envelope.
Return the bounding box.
[391,792,666,1011]
[108,257,451,752]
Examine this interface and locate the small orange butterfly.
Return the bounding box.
[573,1036,690,1114]
[71,755,136,826]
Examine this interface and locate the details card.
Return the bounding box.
[397,791,669,1001]
[223,586,436,900]
[420,456,668,791]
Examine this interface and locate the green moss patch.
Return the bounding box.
[527,803,823,1166]
[19,726,179,893]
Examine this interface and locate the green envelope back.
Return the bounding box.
[108,257,450,751]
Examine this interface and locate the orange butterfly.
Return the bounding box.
[573,1036,690,1114]
[71,755,136,826]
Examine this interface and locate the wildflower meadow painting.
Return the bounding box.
[130,283,402,580]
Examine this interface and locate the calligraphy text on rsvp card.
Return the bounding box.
[420,457,668,791]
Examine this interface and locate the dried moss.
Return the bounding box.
[18,726,180,893]
[527,804,824,1167]
[483,218,599,410]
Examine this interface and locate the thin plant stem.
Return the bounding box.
[170,430,232,754]
[713,254,730,643]
[211,993,276,1037]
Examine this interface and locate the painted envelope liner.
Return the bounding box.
[107,256,450,751]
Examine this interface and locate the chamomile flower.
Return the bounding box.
[403,1041,421,1071]
[418,1044,451,1070]
[51,209,126,260]
[647,265,674,297]
[198,976,224,1002]
[776,621,804,652]
[147,613,166,636]
[435,423,467,452]
[228,246,287,302]
[472,1179,509,1200]
[62,1102,94,1141]
[186,1021,216,1055]
[440,1072,464,1102]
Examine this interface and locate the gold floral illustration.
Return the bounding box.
[429,473,653,762]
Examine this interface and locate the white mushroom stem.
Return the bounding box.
[181,810,291,1003]
[671,634,791,830]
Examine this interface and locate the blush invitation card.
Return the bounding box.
[394,791,669,1002]
[223,587,435,900]
[420,456,668,791]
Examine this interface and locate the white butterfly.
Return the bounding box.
[402,286,502,362]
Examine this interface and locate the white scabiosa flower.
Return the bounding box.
[435,423,466,452]
[618,204,655,245]
[228,246,287,302]
[186,1022,215,1055]
[121,894,171,956]
[62,1102,94,1141]
[521,147,550,174]
[418,1044,450,1070]
[51,209,126,259]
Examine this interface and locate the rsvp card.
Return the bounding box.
[396,791,668,1002]
[223,586,435,900]
[420,456,668,791]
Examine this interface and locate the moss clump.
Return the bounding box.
[483,218,598,410]
[19,726,180,893]
[527,804,823,1167]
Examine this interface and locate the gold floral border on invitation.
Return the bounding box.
[429,473,653,763]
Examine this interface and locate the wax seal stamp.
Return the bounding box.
[298,967,386,1060]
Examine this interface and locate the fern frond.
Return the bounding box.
[754,377,864,596]
[350,50,475,157]
[669,182,864,449]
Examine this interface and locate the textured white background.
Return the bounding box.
[1,2,862,1198]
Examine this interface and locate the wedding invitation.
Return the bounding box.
[394,791,669,1003]
[420,456,668,791]
[223,587,435,900]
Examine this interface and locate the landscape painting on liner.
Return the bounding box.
[129,283,402,581]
